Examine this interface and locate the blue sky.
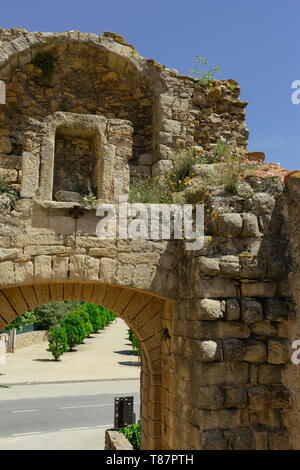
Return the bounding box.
[1,0,300,169]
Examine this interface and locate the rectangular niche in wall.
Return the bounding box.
[36,112,132,202]
[53,127,98,199]
[38,113,121,202]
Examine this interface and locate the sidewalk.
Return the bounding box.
[0,319,140,385]
[0,427,109,450]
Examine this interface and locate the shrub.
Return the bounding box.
[48,326,68,361]
[85,303,102,333]
[129,175,173,204]
[76,306,93,338]
[120,422,141,450]
[33,301,83,330]
[128,329,139,356]
[61,314,86,351]
[98,306,115,329]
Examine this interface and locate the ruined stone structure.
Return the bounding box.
[0,28,299,450]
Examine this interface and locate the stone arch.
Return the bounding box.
[0,30,165,164]
[0,280,175,450]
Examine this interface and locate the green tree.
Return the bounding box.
[85,303,102,333]
[48,326,68,361]
[76,306,93,338]
[61,314,86,351]
[128,329,139,356]
[33,301,83,330]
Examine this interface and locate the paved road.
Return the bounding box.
[0,380,140,449]
[0,320,141,449]
[0,391,140,438]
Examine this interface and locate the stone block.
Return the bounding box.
[198,362,249,386]
[15,261,34,285]
[225,298,240,320]
[223,338,244,362]
[251,193,276,215]
[100,258,117,284]
[241,213,260,237]
[267,339,290,364]
[259,364,282,384]
[198,340,219,362]
[219,255,240,276]
[241,300,263,323]
[244,340,267,363]
[232,428,256,450]
[198,256,220,276]
[264,299,291,322]
[198,278,236,298]
[250,321,277,337]
[241,282,277,298]
[69,254,86,282]
[151,159,173,177]
[196,299,223,320]
[217,213,243,238]
[52,255,69,281]
[269,430,291,450]
[219,322,251,339]
[0,136,12,154]
[20,152,40,198]
[190,385,223,410]
[224,387,248,408]
[34,255,52,283]
[202,430,228,450]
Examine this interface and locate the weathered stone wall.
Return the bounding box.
[0,330,49,351]
[14,329,49,351]
[1,28,300,451]
[0,28,249,185]
[281,174,300,450]
[172,180,293,450]
[105,429,134,450]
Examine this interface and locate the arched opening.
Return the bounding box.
[0,282,174,449]
[1,39,157,164]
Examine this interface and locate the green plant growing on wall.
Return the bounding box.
[79,192,98,208]
[188,56,220,86]
[213,139,231,159]
[0,175,20,209]
[48,326,68,361]
[129,175,173,204]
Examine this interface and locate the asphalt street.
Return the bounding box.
[0,389,140,438]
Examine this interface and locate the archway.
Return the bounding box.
[0,281,175,450]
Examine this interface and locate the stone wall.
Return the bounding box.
[14,329,49,350]
[0,28,249,186]
[281,173,300,450]
[172,179,293,450]
[1,28,300,451]
[105,429,133,450]
[0,330,48,351]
